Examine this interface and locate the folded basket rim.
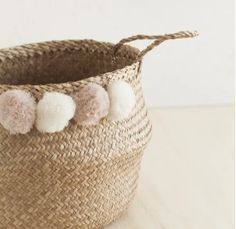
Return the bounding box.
[0,39,141,88]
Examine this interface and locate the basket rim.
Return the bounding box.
[0,61,141,88]
[0,39,141,88]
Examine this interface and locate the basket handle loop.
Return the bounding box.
[114,31,199,59]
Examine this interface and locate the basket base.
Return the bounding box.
[0,149,144,229]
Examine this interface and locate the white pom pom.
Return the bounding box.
[107,80,136,121]
[36,92,76,133]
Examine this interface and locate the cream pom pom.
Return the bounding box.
[107,80,136,121]
[73,83,110,126]
[36,92,76,133]
[0,90,36,134]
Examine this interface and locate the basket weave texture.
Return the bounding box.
[0,31,197,228]
[0,39,152,229]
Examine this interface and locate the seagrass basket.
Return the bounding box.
[0,31,197,228]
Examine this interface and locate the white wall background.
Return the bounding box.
[0,0,234,107]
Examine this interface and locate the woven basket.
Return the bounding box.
[0,31,197,228]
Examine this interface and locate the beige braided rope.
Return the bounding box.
[114,31,199,58]
[0,31,197,228]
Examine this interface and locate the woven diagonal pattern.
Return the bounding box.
[0,40,152,228]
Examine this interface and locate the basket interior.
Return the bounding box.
[0,40,139,85]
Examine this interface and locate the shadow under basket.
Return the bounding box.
[0,31,197,228]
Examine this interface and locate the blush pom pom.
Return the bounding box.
[36,92,76,133]
[107,80,136,121]
[0,90,36,134]
[73,83,110,126]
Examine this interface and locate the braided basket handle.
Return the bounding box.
[114,31,199,59]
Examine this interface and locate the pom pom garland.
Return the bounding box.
[0,81,136,134]
[35,92,76,133]
[0,90,36,134]
[73,83,110,126]
[107,80,136,121]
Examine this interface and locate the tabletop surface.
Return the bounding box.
[106,105,234,229]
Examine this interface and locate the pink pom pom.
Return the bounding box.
[0,90,36,134]
[73,83,110,126]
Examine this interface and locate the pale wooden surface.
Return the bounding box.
[106,106,234,229]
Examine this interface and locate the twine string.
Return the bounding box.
[114,31,199,58]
